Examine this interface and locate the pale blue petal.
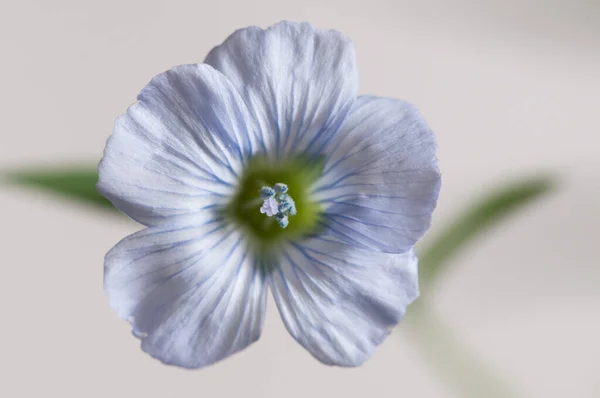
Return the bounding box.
[97,64,257,226]
[312,96,441,253]
[104,214,268,369]
[269,237,419,366]
[205,21,358,160]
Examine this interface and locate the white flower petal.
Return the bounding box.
[98,64,257,226]
[313,96,441,253]
[205,21,359,160]
[269,237,419,366]
[104,214,268,369]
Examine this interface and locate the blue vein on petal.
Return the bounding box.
[325,212,428,234]
[302,100,349,158]
[321,144,370,178]
[127,102,238,182]
[284,249,336,304]
[312,169,363,194]
[315,136,424,193]
[116,222,227,283]
[271,266,336,348]
[324,201,435,218]
[327,144,418,186]
[120,219,222,244]
[154,72,240,179]
[317,219,369,249]
[289,240,402,328]
[103,180,227,197]
[318,102,376,176]
[316,180,440,204]
[299,242,401,328]
[241,85,268,155]
[287,82,320,155]
[228,257,260,350]
[157,143,234,186]
[142,163,232,193]
[266,78,283,160]
[240,259,266,347]
[155,151,234,187]
[163,239,246,329]
[324,215,400,246]
[318,217,388,250]
[129,235,242,334]
[291,240,358,276]
[272,267,304,334]
[305,95,364,158]
[280,72,298,156]
[286,243,387,329]
[320,195,420,207]
[191,114,239,179]
[319,98,407,176]
[317,172,439,193]
[205,249,248,335]
[208,87,248,164]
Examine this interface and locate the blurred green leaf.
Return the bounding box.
[4,166,114,210]
[418,176,555,289]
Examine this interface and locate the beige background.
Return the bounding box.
[1,0,599,397]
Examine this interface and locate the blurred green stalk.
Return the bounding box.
[406,302,519,398]
[407,176,555,398]
[418,177,554,291]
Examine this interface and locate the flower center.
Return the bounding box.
[259,183,296,228]
[224,155,324,248]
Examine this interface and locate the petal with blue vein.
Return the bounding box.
[98,64,257,226]
[269,237,419,366]
[205,21,359,160]
[104,214,267,369]
[312,96,441,253]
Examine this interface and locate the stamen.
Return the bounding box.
[280,193,297,216]
[278,201,291,213]
[258,183,296,228]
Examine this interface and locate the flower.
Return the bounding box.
[98,21,441,369]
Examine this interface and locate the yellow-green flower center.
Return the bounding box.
[224,155,324,248]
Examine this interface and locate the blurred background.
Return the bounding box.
[1,0,599,397]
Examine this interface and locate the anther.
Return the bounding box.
[259,186,275,199]
[275,213,289,228]
[274,183,288,194]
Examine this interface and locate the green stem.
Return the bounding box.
[405,303,519,398]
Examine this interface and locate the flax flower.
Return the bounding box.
[98,21,441,369]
